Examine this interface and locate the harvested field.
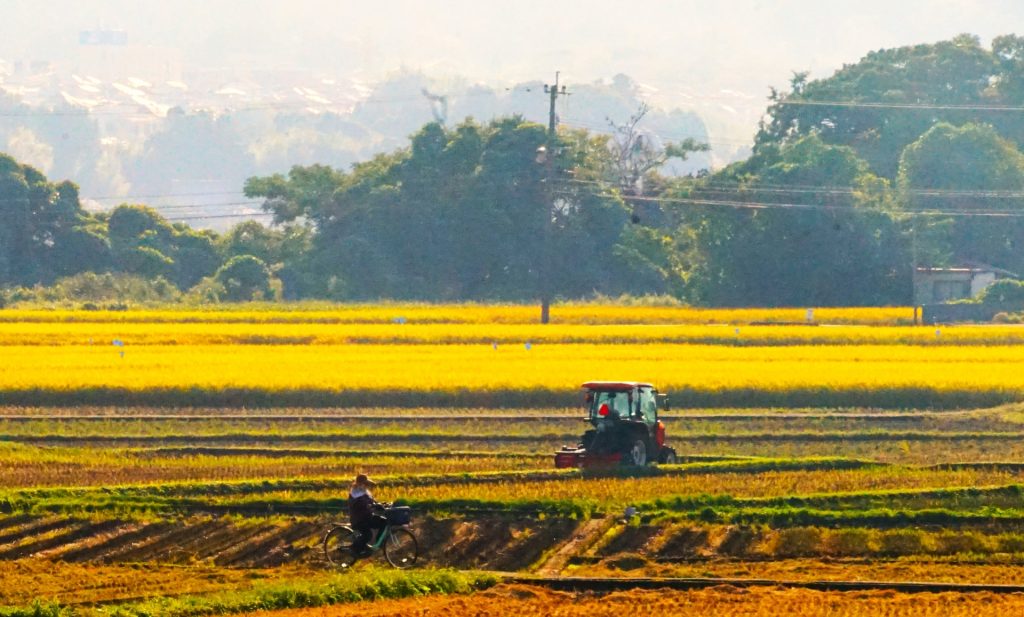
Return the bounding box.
[0,560,315,606]
[232,583,1024,616]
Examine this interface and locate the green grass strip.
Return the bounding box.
[0,602,67,617]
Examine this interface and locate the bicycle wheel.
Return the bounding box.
[323,526,359,570]
[383,527,418,569]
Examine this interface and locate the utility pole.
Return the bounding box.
[540,72,566,324]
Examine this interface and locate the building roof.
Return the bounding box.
[915,260,1019,278]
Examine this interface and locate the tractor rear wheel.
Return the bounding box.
[625,439,647,466]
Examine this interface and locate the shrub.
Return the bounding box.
[717,526,757,557]
[7,272,181,306]
[993,312,1024,324]
[878,529,928,556]
[214,255,276,302]
[935,531,991,555]
[184,277,227,304]
[996,534,1024,553]
[981,279,1024,307]
[771,527,823,558]
[824,528,873,557]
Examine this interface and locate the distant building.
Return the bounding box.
[913,262,1018,305]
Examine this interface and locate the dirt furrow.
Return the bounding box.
[0,521,93,560]
[159,520,234,562]
[252,523,322,567]
[48,521,143,562]
[214,521,314,566]
[0,514,36,535]
[68,522,174,563]
[25,520,125,560]
[0,517,63,547]
[102,521,207,563]
[489,519,580,572]
[192,523,274,561]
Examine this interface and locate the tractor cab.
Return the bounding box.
[555,381,676,468]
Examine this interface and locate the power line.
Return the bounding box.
[774,99,1024,112]
[86,190,248,201]
[565,177,1024,200]
[164,212,273,222]
[557,188,1024,218]
[124,201,262,212]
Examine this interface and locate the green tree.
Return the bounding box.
[107,204,223,287]
[245,117,658,301]
[214,255,274,301]
[681,135,910,306]
[221,220,284,264]
[759,35,1018,178]
[898,122,1024,273]
[107,204,177,280]
[171,226,221,289]
[0,154,109,285]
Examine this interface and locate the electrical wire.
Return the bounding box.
[555,188,1024,218]
[774,99,1024,112]
[565,176,1024,199]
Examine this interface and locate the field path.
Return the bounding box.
[535,518,615,576]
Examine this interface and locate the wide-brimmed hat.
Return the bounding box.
[354,473,377,487]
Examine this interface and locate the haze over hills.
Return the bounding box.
[0,0,1020,225]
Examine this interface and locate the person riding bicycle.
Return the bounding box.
[348,473,387,556]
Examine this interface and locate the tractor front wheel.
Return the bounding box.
[626,439,647,466]
[659,447,678,465]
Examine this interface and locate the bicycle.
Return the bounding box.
[322,504,419,570]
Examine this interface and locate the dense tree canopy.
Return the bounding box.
[898,122,1024,274]
[245,118,682,301]
[5,34,1024,307]
[678,135,909,306]
[669,34,1024,306]
[0,154,108,286]
[759,34,1024,178]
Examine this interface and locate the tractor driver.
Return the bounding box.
[602,393,630,418]
[349,473,387,556]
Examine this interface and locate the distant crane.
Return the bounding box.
[421,88,448,125]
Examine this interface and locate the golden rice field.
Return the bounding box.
[2,321,1023,346]
[0,304,912,325]
[0,304,1011,408]
[2,343,1024,407]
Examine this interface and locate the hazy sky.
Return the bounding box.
[2,1,1019,81]
[1,0,1021,143]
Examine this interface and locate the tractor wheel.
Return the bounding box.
[625,438,647,466]
[659,447,678,465]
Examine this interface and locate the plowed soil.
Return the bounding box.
[231,584,1024,616]
[0,559,314,606]
[0,514,582,572]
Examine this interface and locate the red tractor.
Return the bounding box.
[554,381,677,468]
